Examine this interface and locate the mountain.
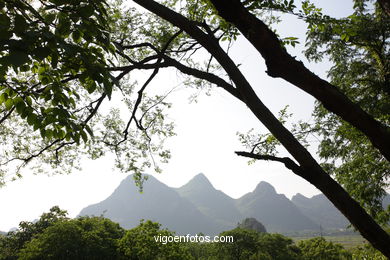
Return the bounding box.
[80,173,372,235]
[235,182,318,232]
[175,173,242,230]
[291,193,350,230]
[79,175,221,235]
[291,193,390,230]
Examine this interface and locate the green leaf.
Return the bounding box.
[44,13,56,24]
[0,93,7,104]
[20,64,30,72]
[26,96,33,106]
[27,113,37,126]
[34,47,51,60]
[40,128,46,139]
[0,13,11,32]
[57,129,65,139]
[33,122,40,131]
[15,101,26,114]
[80,130,88,143]
[4,98,13,110]
[7,51,30,67]
[72,30,82,43]
[14,14,28,34]
[79,5,94,18]
[85,125,94,137]
[51,53,59,68]
[45,129,53,139]
[56,16,71,36]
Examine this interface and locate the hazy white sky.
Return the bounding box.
[0,0,354,231]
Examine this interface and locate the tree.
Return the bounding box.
[215,228,259,260]
[117,220,192,260]
[351,244,388,260]
[1,0,390,257]
[16,216,124,260]
[206,0,390,162]
[297,237,351,260]
[183,242,217,260]
[255,233,301,260]
[0,206,68,260]
[215,228,301,260]
[302,1,390,223]
[0,0,172,187]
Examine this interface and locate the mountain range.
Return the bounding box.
[79,173,387,235]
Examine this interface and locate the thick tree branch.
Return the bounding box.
[235,151,303,175]
[162,55,241,99]
[111,51,241,99]
[208,0,390,162]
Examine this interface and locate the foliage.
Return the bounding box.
[297,237,351,260]
[3,207,377,260]
[0,0,174,187]
[350,244,387,260]
[215,228,301,260]
[0,0,114,178]
[17,216,124,260]
[234,0,390,224]
[117,220,192,260]
[301,1,390,222]
[255,233,301,260]
[0,206,68,260]
[183,242,218,260]
[215,228,259,260]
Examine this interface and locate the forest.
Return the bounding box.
[0,0,389,258]
[0,207,387,259]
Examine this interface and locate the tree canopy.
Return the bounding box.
[0,207,387,259]
[0,0,389,257]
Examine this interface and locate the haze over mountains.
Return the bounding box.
[79,173,371,235]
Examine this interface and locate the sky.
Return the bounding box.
[0,0,354,232]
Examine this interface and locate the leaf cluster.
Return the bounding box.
[303,1,390,222]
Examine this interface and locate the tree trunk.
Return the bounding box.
[132,0,390,257]
[208,0,390,162]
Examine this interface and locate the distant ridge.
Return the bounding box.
[235,181,318,232]
[291,193,349,229]
[79,173,385,235]
[175,173,242,230]
[79,175,222,235]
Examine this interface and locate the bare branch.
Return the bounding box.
[235,151,303,175]
[0,107,15,125]
[119,30,184,145]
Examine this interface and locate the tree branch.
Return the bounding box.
[208,0,390,162]
[0,107,15,125]
[235,151,303,176]
[119,30,183,145]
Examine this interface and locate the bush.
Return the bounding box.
[297,237,351,260]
